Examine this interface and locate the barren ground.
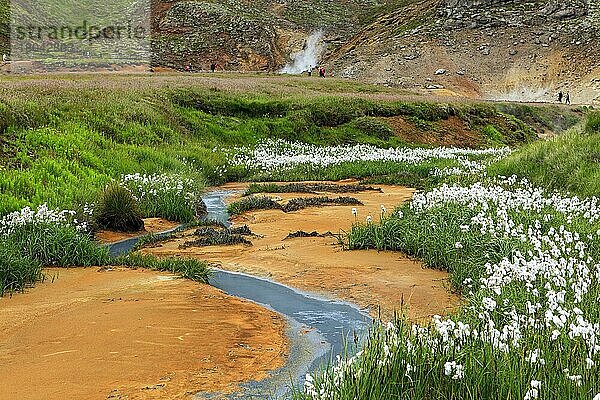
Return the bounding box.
[0,267,288,400]
[95,218,181,244]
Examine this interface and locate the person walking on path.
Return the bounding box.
[558,91,563,103]
[565,93,571,105]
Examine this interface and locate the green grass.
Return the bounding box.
[0,242,42,296]
[489,127,600,198]
[244,182,381,196]
[112,253,211,283]
[586,111,600,134]
[0,77,563,215]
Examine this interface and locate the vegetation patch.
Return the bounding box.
[244,182,382,196]
[181,225,255,248]
[0,243,42,296]
[112,253,211,284]
[282,196,363,213]
[229,195,363,215]
[95,184,145,232]
[284,231,336,240]
[121,173,206,223]
[298,175,600,399]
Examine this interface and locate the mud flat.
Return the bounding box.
[144,182,459,321]
[0,267,288,400]
[95,218,181,244]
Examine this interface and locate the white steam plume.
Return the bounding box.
[281,31,324,75]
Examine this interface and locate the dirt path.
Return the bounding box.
[0,267,287,400]
[144,182,459,321]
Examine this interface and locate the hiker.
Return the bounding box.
[210,63,216,72]
[558,91,563,103]
[2,53,7,64]
[307,68,312,77]
[565,93,571,105]
[319,67,326,78]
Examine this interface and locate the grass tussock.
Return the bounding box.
[95,184,144,232]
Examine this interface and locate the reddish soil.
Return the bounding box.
[95,218,181,244]
[0,267,288,400]
[384,115,484,148]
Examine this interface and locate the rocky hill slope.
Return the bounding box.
[325,0,600,103]
[1,0,598,103]
[150,0,390,71]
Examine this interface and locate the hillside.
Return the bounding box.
[325,0,600,103]
[1,0,598,102]
[150,0,392,71]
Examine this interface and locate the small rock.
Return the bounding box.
[435,68,447,75]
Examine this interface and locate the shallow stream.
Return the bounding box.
[108,189,372,399]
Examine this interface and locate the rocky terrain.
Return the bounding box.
[2,0,599,102]
[149,0,389,71]
[326,0,600,102]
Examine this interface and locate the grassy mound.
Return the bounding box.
[0,76,569,215]
[228,195,363,215]
[181,226,254,248]
[489,129,600,198]
[282,196,363,212]
[95,184,145,232]
[113,253,211,284]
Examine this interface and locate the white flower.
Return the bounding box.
[524,380,542,400]
[444,361,464,380]
[567,374,582,387]
[482,297,497,311]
